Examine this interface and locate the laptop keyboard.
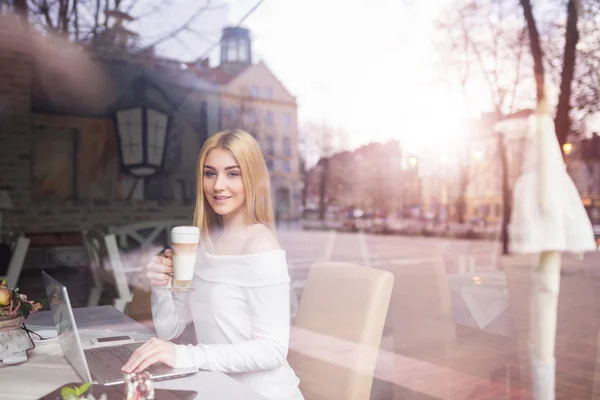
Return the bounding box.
[85,345,162,383]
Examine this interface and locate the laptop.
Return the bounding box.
[41,271,198,386]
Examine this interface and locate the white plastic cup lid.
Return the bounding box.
[171,226,200,243]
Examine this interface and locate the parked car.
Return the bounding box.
[301,209,341,231]
[336,208,363,232]
[383,213,425,236]
[366,210,387,234]
[384,214,407,235]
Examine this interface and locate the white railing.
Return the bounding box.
[109,219,190,250]
[82,219,189,312]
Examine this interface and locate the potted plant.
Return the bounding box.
[0,279,43,332]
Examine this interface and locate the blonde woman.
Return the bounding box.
[122,129,304,400]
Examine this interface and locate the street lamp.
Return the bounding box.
[562,142,572,156]
[407,155,419,210]
[112,77,173,177]
[408,156,418,168]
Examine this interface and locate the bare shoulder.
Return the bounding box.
[245,224,281,253]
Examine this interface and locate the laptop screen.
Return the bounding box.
[41,271,93,382]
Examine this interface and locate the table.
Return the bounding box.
[0,306,268,400]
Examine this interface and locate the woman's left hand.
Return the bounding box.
[121,338,176,373]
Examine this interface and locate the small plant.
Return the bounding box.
[60,383,107,400]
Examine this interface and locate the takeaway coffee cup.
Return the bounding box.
[170,226,200,292]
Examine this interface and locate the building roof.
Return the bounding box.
[193,63,250,85]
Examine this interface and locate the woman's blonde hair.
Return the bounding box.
[193,129,274,242]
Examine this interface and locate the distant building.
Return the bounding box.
[418,144,457,221]
[566,132,600,225]
[305,140,419,215]
[463,116,504,224]
[193,27,302,220]
[418,113,526,224]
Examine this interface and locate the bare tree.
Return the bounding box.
[299,122,346,221]
[435,0,530,252]
[12,0,27,18]
[553,0,581,149]
[569,0,600,124]
[298,156,307,211]
[530,0,598,141]
[518,3,585,399]
[6,0,222,50]
[221,88,262,137]
[453,130,475,224]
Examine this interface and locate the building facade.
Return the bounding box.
[305,140,419,216]
[418,114,525,225]
[194,27,302,220]
[418,144,456,221]
[463,116,504,224]
[566,133,600,225]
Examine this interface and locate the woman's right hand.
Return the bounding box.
[146,248,173,287]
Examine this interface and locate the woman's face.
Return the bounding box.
[202,148,246,219]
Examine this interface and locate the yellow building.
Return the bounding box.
[463,114,527,225]
[419,116,518,224]
[566,134,600,226]
[464,124,503,224]
[418,146,454,219]
[305,141,419,214]
[196,27,302,220]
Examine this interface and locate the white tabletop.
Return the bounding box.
[1,306,267,400]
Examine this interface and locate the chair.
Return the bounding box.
[287,262,394,400]
[82,228,132,312]
[289,278,305,320]
[0,236,30,288]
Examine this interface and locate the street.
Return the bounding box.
[277,228,600,400]
[16,229,600,399]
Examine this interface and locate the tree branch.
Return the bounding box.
[93,0,100,39]
[57,0,68,34]
[456,6,500,113]
[486,0,502,109]
[519,0,547,107]
[554,0,580,148]
[72,0,79,41]
[133,1,170,20]
[507,27,527,114]
[35,0,57,31]
[140,0,224,50]
[13,0,28,18]
[103,0,108,28]
[185,27,212,42]
[124,0,143,13]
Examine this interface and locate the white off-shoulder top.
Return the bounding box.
[151,248,304,400]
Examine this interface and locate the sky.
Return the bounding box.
[234,0,473,153]
[126,0,600,156]
[125,0,478,154]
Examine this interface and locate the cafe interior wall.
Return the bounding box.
[0,21,220,240]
